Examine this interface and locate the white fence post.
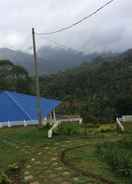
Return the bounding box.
[8,121,11,128]
[24,120,28,127]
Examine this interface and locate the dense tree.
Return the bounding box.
[0,60,31,93]
[115,96,132,115]
[39,49,132,121]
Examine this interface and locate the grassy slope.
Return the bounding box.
[0,123,131,184]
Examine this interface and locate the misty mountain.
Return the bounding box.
[0,48,44,75]
[37,46,98,72]
[0,47,97,75]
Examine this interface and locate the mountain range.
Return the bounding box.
[0,47,130,76]
[0,47,97,75]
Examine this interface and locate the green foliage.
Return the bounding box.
[0,172,11,184]
[115,96,132,115]
[80,104,98,135]
[80,104,97,124]
[96,141,132,179]
[39,50,132,121]
[8,163,19,173]
[97,124,115,133]
[0,60,31,93]
[57,123,81,136]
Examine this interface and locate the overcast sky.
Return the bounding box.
[0,0,131,53]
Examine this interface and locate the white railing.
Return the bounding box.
[121,115,132,122]
[0,120,38,128]
[48,117,83,138]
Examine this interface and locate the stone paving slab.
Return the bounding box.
[24,175,33,182]
[30,182,40,184]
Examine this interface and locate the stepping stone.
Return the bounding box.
[54,178,64,183]
[49,173,57,178]
[73,177,79,182]
[35,161,41,165]
[55,142,59,145]
[52,147,57,149]
[42,166,48,170]
[65,140,71,143]
[24,145,31,148]
[53,153,58,157]
[24,171,30,175]
[62,171,70,176]
[24,175,33,182]
[52,162,58,166]
[51,157,57,161]
[38,152,42,155]
[21,149,26,152]
[30,181,39,184]
[45,170,52,175]
[45,147,49,150]
[25,151,30,154]
[26,165,32,169]
[43,161,48,165]
[46,151,52,155]
[55,167,63,171]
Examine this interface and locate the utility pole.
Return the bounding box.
[32,27,42,127]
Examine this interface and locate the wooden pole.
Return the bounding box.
[32,27,42,127]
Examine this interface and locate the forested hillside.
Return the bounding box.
[0,49,132,122]
[0,60,31,93]
[40,49,132,121]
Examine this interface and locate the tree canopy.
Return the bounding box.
[39,49,132,121]
[0,60,31,93]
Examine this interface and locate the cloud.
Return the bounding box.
[0,0,131,53]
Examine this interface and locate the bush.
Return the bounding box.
[96,142,132,178]
[57,122,81,136]
[8,163,20,174]
[0,172,11,184]
[86,123,100,128]
[97,124,115,133]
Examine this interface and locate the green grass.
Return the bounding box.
[0,123,131,184]
[64,123,132,184]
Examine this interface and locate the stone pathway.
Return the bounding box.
[21,139,102,184]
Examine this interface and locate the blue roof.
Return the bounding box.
[0,91,61,122]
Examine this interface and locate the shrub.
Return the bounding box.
[97,124,115,133]
[0,172,11,184]
[8,163,20,174]
[96,142,132,178]
[57,122,80,136]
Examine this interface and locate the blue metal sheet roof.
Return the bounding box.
[0,91,61,122]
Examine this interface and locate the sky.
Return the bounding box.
[0,0,131,53]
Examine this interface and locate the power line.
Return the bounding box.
[37,0,115,36]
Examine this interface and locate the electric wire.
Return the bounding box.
[36,0,115,36]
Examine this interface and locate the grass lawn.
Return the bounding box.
[0,123,131,184]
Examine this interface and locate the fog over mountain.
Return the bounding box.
[0,47,97,75]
